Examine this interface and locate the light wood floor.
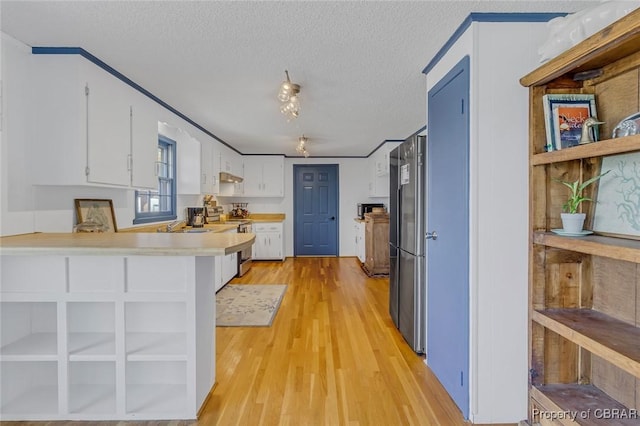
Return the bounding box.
[4,257,468,426]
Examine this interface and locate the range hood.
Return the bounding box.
[219,172,243,183]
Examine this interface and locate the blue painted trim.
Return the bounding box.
[422,12,567,75]
[32,47,242,155]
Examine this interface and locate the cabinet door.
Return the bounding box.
[261,156,284,196]
[86,66,131,186]
[253,234,267,259]
[200,141,214,194]
[265,232,282,259]
[241,157,263,196]
[130,90,159,190]
[177,133,201,195]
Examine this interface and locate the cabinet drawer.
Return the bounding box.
[253,223,283,232]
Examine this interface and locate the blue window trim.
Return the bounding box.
[133,136,177,225]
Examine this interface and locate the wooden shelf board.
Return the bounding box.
[533,309,640,379]
[533,232,640,263]
[520,8,640,87]
[531,135,640,165]
[532,384,638,425]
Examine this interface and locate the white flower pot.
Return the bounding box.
[561,213,586,233]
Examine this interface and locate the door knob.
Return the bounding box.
[426,231,438,240]
[330,216,336,221]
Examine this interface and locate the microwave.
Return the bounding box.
[357,203,385,219]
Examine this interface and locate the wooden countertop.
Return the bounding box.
[247,213,285,222]
[0,232,255,256]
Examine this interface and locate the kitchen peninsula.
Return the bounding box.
[0,231,254,421]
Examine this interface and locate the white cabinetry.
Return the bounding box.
[0,254,216,420]
[176,132,201,195]
[221,229,237,284]
[241,156,285,197]
[31,54,158,189]
[130,90,160,189]
[368,142,400,197]
[252,222,283,260]
[354,220,365,263]
[219,146,243,177]
[200,140,219,195]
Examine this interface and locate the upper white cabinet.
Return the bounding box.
[85,65,131,186]
[130,90,160,190]
[219,145,243,177]
[368,142,400,197]
[200,140,219,195]
[31,55,158,189]
[240,156,284,197]
[176,131,201,195]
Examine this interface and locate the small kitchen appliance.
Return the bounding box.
[357,203,385,219]
[186,207,205,227]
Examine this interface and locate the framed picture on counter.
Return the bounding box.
[74,198,118,232]
[542,93,597,151]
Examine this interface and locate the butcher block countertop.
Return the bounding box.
[0,232,255,256]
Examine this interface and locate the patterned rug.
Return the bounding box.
[216,284,287,327]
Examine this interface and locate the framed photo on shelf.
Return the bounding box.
[74,198,118,232]
[542,94,597,151]
[592,151,640,240]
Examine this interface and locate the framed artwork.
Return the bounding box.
[592,152,640,239]
[542,94,597,151]
[74,199,118,232]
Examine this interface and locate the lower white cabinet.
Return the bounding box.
[222,251,237,286]
[0,254,217,421]
[252,222,284,260]
[354,220,365,263]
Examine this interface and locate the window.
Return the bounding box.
[133,135,177,224]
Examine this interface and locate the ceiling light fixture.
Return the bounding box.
[278,70,300,120]
[296,135,310,157]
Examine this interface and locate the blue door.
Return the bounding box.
[426,56,470,418]
[294,164,339,256]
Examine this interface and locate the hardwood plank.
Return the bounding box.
[533,309,640,378]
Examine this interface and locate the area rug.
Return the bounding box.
[216,284,287,327]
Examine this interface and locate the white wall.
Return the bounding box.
[424,21,548,423]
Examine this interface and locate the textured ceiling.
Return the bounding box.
[1,1,599,157]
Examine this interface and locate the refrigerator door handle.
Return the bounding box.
[426,231,438,240]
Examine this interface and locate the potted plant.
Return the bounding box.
[553,170,610,233]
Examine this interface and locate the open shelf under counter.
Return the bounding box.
[68,332,116,361]
[533,231,640,263]
[531,384,639,425]
[0,332,57,361]
[126,332,187,361]
[533,309,640,379]
[531,134,640,165]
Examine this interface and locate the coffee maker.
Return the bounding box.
[186,207,205,227]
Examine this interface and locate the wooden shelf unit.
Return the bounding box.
[522,9,640,424]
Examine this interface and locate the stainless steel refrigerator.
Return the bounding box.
[389,135,426,353]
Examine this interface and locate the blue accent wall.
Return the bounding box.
[422,12,567,75]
